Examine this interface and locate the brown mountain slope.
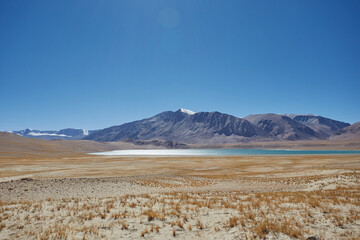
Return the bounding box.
[244,114,319,140]
[0,132,191,158]
[331,122,360,140]
[0,132,138,157]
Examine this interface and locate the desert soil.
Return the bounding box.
[0,153,359,239]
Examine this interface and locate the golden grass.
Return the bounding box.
[1,147,359,239]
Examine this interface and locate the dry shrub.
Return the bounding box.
[144,209,157,221]
[253,220,270,238]
[176,220,184,229]
[196,220,204,230]
[334,215,344,228]
[120,220,128,230]
[229,216,238,228]
[308,197,321,208]
[111,212,121,219]
[159,213,166,221]
[140,228,148,237]
[253,218,302,239]
[99,212,106,219]
[0,223,6,231]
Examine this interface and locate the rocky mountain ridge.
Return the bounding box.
[8,109,356,144]
[84,109,353,144]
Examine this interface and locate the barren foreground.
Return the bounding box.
[0,153,359,239]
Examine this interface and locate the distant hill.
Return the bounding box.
[0,132,179,157]
[0,132,115,156]
[243,114,319,140]
[0,132,192,157]
[287,114,350,138]
[9,128,98,140]
[244,113,350,141]
[331,122,360,140]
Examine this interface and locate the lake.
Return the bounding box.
[89,149,360,156]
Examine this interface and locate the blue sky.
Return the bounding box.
[1,0,359,131]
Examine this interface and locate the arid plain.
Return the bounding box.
[0,133,359,239]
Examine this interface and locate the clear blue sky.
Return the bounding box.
[1,0,359,131]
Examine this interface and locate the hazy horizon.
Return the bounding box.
[1,1,359,130]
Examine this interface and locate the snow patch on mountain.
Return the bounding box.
[180,108,196,115]
[9,128,98,140]
[27,132,70,137]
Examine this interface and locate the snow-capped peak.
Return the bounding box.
[179,108,196,115]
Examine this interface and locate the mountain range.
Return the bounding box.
[9,128,98,140]
[9,109,358,144]
[243,113,349,141]
[84,109,355,144]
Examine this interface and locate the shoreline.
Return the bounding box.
[88,148,360,157]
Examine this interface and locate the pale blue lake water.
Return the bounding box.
[90,149,360,156]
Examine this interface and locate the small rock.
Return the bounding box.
[306,236,320,240]
[20,178,33,182]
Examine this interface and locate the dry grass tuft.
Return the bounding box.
[229,216,238,228]
[144,209,157,221]
[196,219,204,230]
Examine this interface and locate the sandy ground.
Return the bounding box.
[0,153,360,239]
[1,154,359,181]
